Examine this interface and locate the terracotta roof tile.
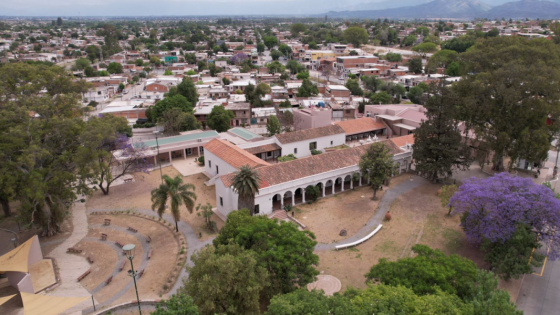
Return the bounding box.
[204,139,270,169]
[220,139,403,188]
[389,134,414,148]
[275,125,345,144]
[335,117,387,136]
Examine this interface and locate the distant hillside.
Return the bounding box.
[326,0,493,19]
[331,0,433,12]
[482,0,560,19]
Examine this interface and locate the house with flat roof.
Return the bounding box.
[364,104,426,136]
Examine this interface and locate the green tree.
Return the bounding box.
[290,23,307,36]
[183,113,202,131]
[425,49,458,74]
[466,270,523,315]
[73,58,91,71]
[304,185,320,203]
[85,45,100,62]
[135,58,144,66]
[164,69,173,75]
[151,95,193,121]
[411,42,438,57]
[406,85,425,104]
[439,184,458,215]
[151,174,197,232]
[0,63,91,235]
[152,293,199,315]
[366,244,478,299]
[278,44,292,56]
[408,57,423,74]
[107,62,123,74]
[266,115,282,137]
[286,60,304,74]
[402,34,417,46]
[267,60,285,73]
[369,91,392,104]
[296,71,309,80]
[56,17,63,26]
[445,61,461,76]
[441,35,476,53]
[263,36,278,50]
[361,75,384,92]
[214,209,319,296]
[454,36,560,171]
[196,202,217,232]
[162,107,187,136]
[343,27,369,48]
[345,79,364,96]
[118,83,125,92]
[207,105,234,132]
[256,43,265,53]
[385,52,402,62]
[413,83,470,181]
[359,142,395,199]
[231,165,262,216]
[296,79,318,97]
[182,243,269,315]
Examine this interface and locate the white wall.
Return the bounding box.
[215,179,238,218]
[204,150,238,178]
[276,133,346,158]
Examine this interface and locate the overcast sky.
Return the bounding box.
[0,0,356,16]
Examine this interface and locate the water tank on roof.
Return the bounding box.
[318,102,325,108]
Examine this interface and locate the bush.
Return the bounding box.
[305,185,320,202]
[311,149,322,155]
[197,155,205,164]
[132,122,156,128]
[278,154,297,162]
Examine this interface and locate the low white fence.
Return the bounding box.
[335,224,382,250]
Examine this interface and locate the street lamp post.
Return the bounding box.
[153,130,164,185]
[123,244,142,315]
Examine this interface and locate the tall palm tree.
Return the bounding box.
[231,165,261,216]
[151,175,197,232]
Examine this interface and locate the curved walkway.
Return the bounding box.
[315,175,428,251]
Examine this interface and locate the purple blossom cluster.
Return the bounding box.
[230,53,247,65]
[117,135,152,174]
[450,173,560,259]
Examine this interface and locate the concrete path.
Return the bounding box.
[315,176,429,251]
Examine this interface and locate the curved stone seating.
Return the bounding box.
[335,224,382,250]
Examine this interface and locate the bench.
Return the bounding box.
[77,270,91,282]
[148,249,153,260]
[127,227,137,233]
[105,276,113,285]
[87,256,94,264]
[146,236,151,243]
[335,224,383,251]
[138,269,145,278]
[115,241,123,248]
[119,260,126,271]
[124,178,133,183]
[100,233,107,241]
[67,247,82,253]
[104,219,111,225]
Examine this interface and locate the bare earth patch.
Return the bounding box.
[87,167,223,241]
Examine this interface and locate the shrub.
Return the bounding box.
[305,185,320,202]
[311,149,322,155]
[278,154,297,162]
[197,155,204,164]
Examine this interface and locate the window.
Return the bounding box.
[220,197,223,206]
[345,110,351,114]
[309,142,317,150]
[186,148,192,155]
[209,160,211,168]
[330,141,333,145]
[294,148,298,154]
[216,165,219,174]
[254,205,260,214]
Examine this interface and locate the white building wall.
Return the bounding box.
[276,133,346,158]
[204,150,238,178]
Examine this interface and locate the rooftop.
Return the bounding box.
[275,124,345,144]
[204,138,270,169]
[228,127,262,141]
[135,130,219,148]
[335,117,386,136]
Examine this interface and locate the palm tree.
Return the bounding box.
[231,165,261,216]
[150,175,197,232]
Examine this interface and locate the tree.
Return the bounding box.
[425,49,458,74]
[135,58,144,66]
[152,293,199,315]
[344,79,363,96]
[278,44,292,56]
[164,69,173,75]
[359,142,395,199]
[263,36,278,50]
[222,77,230,85]
[385,52,402,62]
[107,62,123,74]
[169,78,199,105]
[439,184,458,215]
[231,165,261,215]
[266,116,282,137]
[290,23,306,36]
[343,27,369,48]
[267,60,285,73]
[441,35,476,53]
[305,185,320,203]
[450,173,560,273]
[73,58,91,71]
[151,175,196,232]
[366,244,478,299]
[296,79,318,97]
[150,95,193,121]
[361,75,384,92]
[413,82,470,182]
[286,60,304,74]
[183,113,202,131]
[56,17,63,26]
[196,202,217,232]
[296,71,309,80]
[85,45,101,62]
[83,116,150,196]
[411,42,438,57]
[207,105,234,132]
[466,270,524,315]
[454,36,560,171]
[256,43,265,53]
[118,83,125,92]
[369,91,392,104]
[308,41,318,49]
[321,66,334,82]
[445,61,461,76]
[162,108,187,136]
[182,243,268,315]
[214,210,319,296]
[208,63,221,77]
[402,34,417,47]
[406,86,425,104]
[408,57,423,74]
[0,63,91,235]
[197,60,207,72]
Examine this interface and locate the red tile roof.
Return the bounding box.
[275,125,345,144]
[204,139,270,169]
[220,139,403,188]
[335,117,387,136]
[244,143,282,155]
[389,134,414,148]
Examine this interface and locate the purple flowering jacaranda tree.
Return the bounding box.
[450,173,560,259]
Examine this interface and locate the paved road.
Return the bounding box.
[516,244,560,315]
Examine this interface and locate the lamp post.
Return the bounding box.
[123,244,142,315]
[153,130,164,185]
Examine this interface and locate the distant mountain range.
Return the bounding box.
[326,0,560,19]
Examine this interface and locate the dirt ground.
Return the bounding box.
[314,181,519,298]
[295,175,408,244]
[74,214,181,306]
[87,167,223,241]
